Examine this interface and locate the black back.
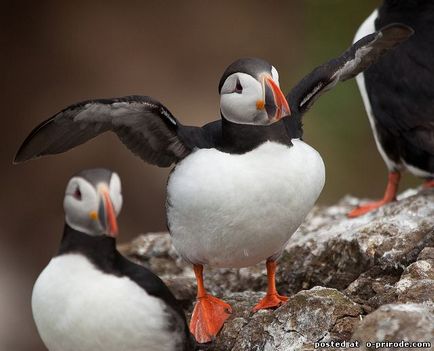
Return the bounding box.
[364,1,434,172]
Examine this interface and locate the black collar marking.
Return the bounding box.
[218,117,292,154]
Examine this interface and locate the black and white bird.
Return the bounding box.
[349,0,433,217]
[16,24,411,344]
[31,168,194,351]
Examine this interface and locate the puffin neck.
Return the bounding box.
[220,116,291,154]
[57,224,118,273]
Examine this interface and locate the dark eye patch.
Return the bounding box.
[234,78,243,94]
[74,186,82,200]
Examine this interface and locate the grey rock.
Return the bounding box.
[210,287,362,351]
[279,190,434,294]
[418,247,434,260]
[345,245,434,310]
[351,304,434,351]
[395,254,434,304]
[118,188,434,350]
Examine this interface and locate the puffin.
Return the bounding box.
[31,168,194,351]
[349,0,433,217]
[16,24,412,344]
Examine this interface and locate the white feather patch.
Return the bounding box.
[167,140,325,268]
[335,44,373,80]
[300,82,324,108]
[32,254,180,351]
[402,160,434,178]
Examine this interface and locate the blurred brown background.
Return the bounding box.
[1,0,420,350]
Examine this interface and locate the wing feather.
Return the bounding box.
[287,23,414,115]
[14,95,197,167]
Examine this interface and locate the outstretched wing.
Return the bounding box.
[287,23,414,119]
[14,95,208,167]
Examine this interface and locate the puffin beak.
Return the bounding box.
[97,185,118,237]
[262,75,291,122]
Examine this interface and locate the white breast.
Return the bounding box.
[32,254,180,351]
[167,140,325,268]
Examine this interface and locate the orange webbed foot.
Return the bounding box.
[347,199,391,218]
[252,259,288,312]
[189,294,232,344]
[252,292,288,312]
[348,172,400,218]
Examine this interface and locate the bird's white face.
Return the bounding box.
[220,66,290,125]
[63,173,122,236]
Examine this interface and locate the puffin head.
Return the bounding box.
[63,168,123,237]
[218,57,290,125]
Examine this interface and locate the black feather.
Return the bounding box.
[285,23,413,138]
[14,95,200,167]
[362,1,434,173]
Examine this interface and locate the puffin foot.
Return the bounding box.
[189,294,232,344]
[253,292,288,311]
[347,199,393,218]
[348,171,400,218]
[423,179,434,188]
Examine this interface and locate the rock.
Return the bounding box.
[118,188,434,350]
[417,247,434,260]
[210,287,362,351]
[345,245,434,309]
[344,267,399,312]
[279,190,434,295]
[395,251,434,304]
[351,304,434,350]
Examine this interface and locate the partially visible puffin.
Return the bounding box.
[31,168,194,351]
[350,0,433,217]
[16,24,412,344]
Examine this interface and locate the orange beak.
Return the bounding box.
[263,76,291,122]
[98,186,118,237]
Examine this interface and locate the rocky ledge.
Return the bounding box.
[119,188,434,350]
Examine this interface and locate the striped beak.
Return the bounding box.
[97,185,118,237]
[262,75,291,122]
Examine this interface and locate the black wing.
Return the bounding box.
[286,23,414,137]
[363,11,434,170]
[14,95,211,167]
[115,252,195,351]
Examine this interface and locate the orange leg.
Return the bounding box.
[189,264,232,344]
[423,179,434,188]
[348,172,401,218]
[252,259,288,312]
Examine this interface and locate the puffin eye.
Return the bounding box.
[73,186,82,200]
[234,78,243,94]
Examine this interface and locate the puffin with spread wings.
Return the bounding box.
[15,24,412,343]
